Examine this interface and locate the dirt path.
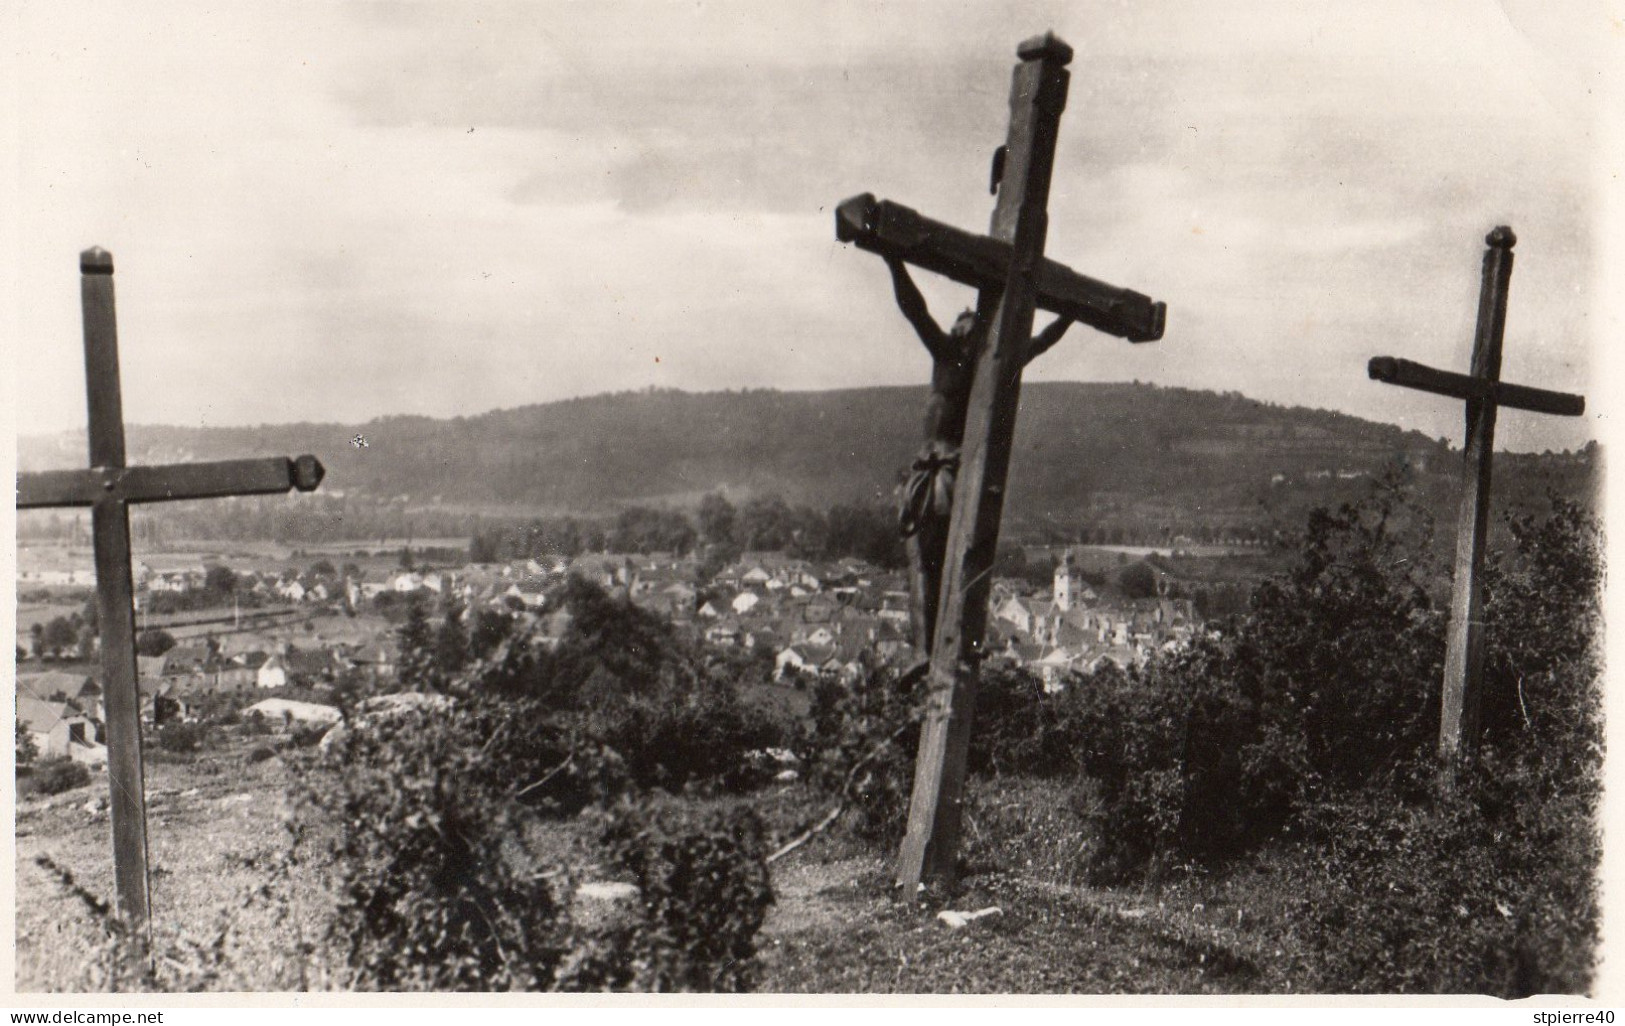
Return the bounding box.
[755,836,1279,994]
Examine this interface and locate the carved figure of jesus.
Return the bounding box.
[886,256,1073,651]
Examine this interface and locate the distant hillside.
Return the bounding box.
[17,383,1597,541]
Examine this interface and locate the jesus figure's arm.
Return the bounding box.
[885,258,953,363]
[1024,315,1074,367]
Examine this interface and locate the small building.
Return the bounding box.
[17,695,103,764]
[256,655,288,690]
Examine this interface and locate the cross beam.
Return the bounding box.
[839,32,1167,893]
[835,194,1166,343]
[15,248,325,936]
[1367,357,1583,417]
[1367,226,1584,765]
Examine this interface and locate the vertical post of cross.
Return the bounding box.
[894,32,1073,893]
[1367,227,1584,771]
[1439,226,1515,763]
[80,246,155,936]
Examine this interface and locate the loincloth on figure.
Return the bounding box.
[898,440,961,538]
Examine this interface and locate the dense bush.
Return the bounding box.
[967,665,1101,779]
[293,692,777,991]
[245,744,277,765]
[1070,484,1448,873]
[1288,760,1598,996]
[462,575,791,792]
[800,665,922,843]
[27,756,92,796]
[1040,489,1603,993]
[961,775,1102,887]
[156,721,208,754]
[290,701,576,990]
[1285,498,1604,995]
[561,800,774,992]
[135,629,178,657]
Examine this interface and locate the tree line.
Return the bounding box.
[467,493,906,571]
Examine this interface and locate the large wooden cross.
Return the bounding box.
[1367,226,1584,764]
[836,32,1167,892]
[16,248,326,935]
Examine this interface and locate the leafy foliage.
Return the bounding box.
[471,576,788,793]
[394,595,437,692]
[1070,482,1447,873]
[156,721,208,754]
[800,665,922,843]
[1117,561,1159,600]
[1015,487,1604,994]
[291,678,781,991]
[291,701,574,990]
[16,720,40,770]
[561,800,774,992]
[135,629,178,657]
[286,574,796,990]
[1284,497,1605,995]
[26,757,92,796]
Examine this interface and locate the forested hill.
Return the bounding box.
[17,383,1596,536]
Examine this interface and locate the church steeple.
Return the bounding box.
[1054,550,1074,612]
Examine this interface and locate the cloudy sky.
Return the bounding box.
[7,0,1621,452]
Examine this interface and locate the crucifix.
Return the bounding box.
[16,247,326,936]
[1367,226,1584,765]
[836,32,1167,893]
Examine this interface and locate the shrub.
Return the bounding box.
[16,721,40,770]
[560,800,773,992]
[583,680,785,794]
[27,756,92,796]
[157,721,207,754]
[1291,759,1599,996]
[239,712,271,737]
[135,629,178,657]
[246,744,277,765]
[1072,491,1603,992]
[290,700,574,990]
[464,576,791,793]
[1078,482,1447,875]
[283,722,331,750]
[293,693,779,992]
[800,665,921,843]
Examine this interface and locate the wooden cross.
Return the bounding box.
[836,32,1167,893]
[1367,226,1584,764]
[16,248,326,935]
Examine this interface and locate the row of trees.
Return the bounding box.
[468,493,905,570]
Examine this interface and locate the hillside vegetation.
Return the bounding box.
[18,382,1597,545]
[16,487,1600,994]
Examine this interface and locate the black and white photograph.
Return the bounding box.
[7,0,1618,1001]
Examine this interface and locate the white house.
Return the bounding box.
[256,655,288,689]
[391,571,423,592]
[994,594,1036,635]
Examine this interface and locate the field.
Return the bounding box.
[16,747,1315,994]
